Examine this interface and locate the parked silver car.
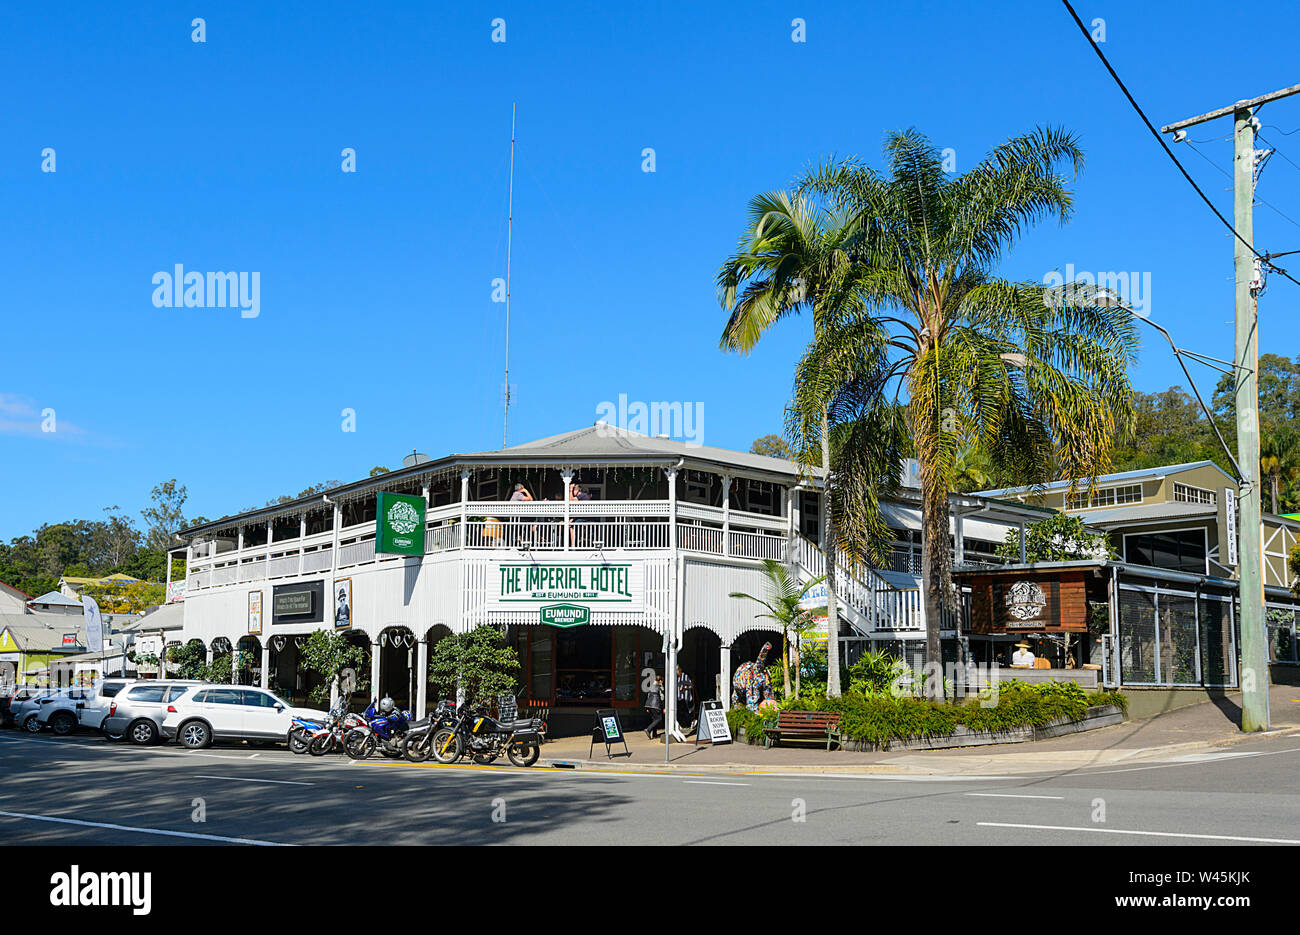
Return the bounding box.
[37,678,132,735]
[102,681,207,744]
[9,687,81,733]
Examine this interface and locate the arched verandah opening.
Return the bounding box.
[376,626,416,711]
[422,624,455,715]
[235,635,262,686]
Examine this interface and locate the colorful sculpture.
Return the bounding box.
[732,641,777,712]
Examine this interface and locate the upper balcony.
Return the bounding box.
[183,499,791,594]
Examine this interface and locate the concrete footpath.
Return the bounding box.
[539,684,1300,776]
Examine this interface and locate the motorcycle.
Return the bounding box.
[308,704,367,756]
[400,700,459,763]
[288,707,332,755]
[344,699,411,759]
[430,701,543,767]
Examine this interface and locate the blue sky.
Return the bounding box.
[2,0,1299,539]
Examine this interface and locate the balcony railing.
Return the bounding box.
[184,499,792,593]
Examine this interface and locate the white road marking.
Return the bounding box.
[0,733,260,760]
[978,821,1300,844]
[1157,752,1262,763]
[195,775,313,786]
[1072,746,1300,776]
[965,793,1064,800]
[0,809,293,846]
[683,780,750,786]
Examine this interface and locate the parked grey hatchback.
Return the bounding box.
[102,681,207,745]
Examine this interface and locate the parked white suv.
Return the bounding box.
[37,679,132,736]
[11,686,88,733]
[161,686,328,749]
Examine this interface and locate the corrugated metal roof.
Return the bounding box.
[1079,500,1217,526]
[28,591,83,607]
[480,424,816,478]
[0,613,87,652]
[977,461,1234,498]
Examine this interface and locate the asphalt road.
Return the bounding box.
[3,728,1300,846]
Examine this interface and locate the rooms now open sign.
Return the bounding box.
[486,561,644,613]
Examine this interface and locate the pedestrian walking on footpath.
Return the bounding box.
[645,674,665,739]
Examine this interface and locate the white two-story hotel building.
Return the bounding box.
[172,425,1042,732]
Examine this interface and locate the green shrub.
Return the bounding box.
[732,680,1127,749]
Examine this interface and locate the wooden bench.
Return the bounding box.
[762,710,843,751]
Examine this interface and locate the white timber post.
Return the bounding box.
[562,469,574,552]
[954,511,965,565]
[721,473,732,557]
[665,465,680,751]
[260,644,270,689]
[299,512,307,575]
[459,471,471,549]
[720,643,732,710]
[371,634,382,703]
[416,636,429,718]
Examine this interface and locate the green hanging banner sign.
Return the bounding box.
[375,492,426,556]
[540,603,590,628]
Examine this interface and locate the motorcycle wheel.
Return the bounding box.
[345,729,375,760]
[430,727,462,764]
[507,741,540,768]
[308,734,334,756]
[288,728,310,755]
[403,731,432,763]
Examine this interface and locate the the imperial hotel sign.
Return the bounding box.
[488,562,644,612]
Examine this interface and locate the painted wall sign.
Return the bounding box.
[376,492,426,556]
[487,561,644,612]
[334,578,352,629]
[271,581,325,625]
[247,590,263,635]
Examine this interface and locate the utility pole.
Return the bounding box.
[503,103,516,449]
[1162,84,1300,732]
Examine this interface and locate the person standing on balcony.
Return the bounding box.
[510,483,533,546]
[568,483,590,545]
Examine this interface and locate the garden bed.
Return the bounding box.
[728,681,1127,752]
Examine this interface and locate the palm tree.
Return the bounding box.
[718,192,867,697]
[729,559,826,698]
[1260,424,1300,514]
[792,128,1137,696]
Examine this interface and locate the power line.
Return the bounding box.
[1258,132,1300,173]
[1060,0,1300,289]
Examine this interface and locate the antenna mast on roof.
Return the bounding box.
[503,103,516,448]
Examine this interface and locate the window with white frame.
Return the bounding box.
[1066,483,1142,510]
[683,470,712,504]
[743,479,776,515]
[1173,482,1217,505]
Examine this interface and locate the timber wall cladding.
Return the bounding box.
[969,571,1089,634]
